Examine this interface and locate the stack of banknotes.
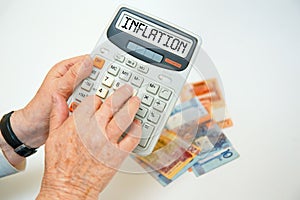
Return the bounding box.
[131,78,239,186]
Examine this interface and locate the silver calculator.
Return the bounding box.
[67,7,201,156]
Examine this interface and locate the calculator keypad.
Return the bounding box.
[71,54,173,149]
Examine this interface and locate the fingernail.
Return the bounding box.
[82,55,93,68]
[132,96,141,104]
[123,84,133,94]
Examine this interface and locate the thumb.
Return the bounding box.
[60,55,93,95]
[49,94,69,132]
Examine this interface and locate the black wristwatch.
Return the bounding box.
[0,111,37,157]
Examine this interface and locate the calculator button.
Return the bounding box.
[89,69,99,80]
[100,48,109,54]
[69,102,79,112]
[139,123,155,146]
[113,81,124,90]
[96,87,109,99]
[102,74,115,87]
[119,69,132,81]
[131,75,144,87]
[115,54,125,63]
[137,65,149,73]
[153,99,166,112]
[136,106,148,118]
[139,138,149,147]
[147,110,160,124]
[93,56,105,69]
[159,88,172,100]
[76,91,88,102]
[125,58,137,68]
[81,79,94,92]
[141,94,154,106]
[147,83,160,94]
[108,64,120,76]
[113,80,123,90]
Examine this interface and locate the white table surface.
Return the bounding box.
[0,0,299,199]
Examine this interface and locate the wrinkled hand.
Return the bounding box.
[11,55,93,148]
[37,85,142,200]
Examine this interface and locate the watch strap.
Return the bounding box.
[0,111,37,157]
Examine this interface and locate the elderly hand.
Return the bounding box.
[0,55,93,167]
[37,85,142,199]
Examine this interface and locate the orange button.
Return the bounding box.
[165,58,182,68]
[69,102,79,112]
[93,56,105,69]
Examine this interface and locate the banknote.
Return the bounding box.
[166,97,210,131]
[192,146,239,177]
[172,123,239,180]
[135,97,207,179]
[156,122,225,182]
[131,156,172,187]
[132,85,238,186]
[180,79,233,129]
[133,121,239,186]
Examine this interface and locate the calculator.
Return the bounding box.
[67,6,201,156]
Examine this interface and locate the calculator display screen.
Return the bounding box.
[116,12,193,58]
[107,7,198,71]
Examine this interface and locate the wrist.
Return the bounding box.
[10,108,48,148]
[0,129,26,168]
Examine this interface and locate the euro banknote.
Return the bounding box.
[136,97,207,179]
[131,80,238,186]
[133,122,239,186]
[180,78,233,129]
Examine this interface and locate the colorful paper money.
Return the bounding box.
[132,78,239,186]
[180,78,233,129]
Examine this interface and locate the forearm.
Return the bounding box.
[0,108,44,169]
[0,127,25,169]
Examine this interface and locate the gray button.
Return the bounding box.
[131,75,144,87]
[139,123,155,147]
[81,79,94,92]
[153,99,166,112]
[115,54,125,63]
[108,64,120,76]
[89,69,99,80]
[76,90,88,102]
[147,110,160,124]
[119,69,132,81]
[141,94,154,106]
[147,82,160,94]
[159,88,172,100]
[125,58,137,68]
[136,106,148,118]
[137,65,149,73]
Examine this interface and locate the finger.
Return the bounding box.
[118,119,142,153]
[58,55,93,97]
[105,96,140,143]
[49,93,69,132]
[74,95,103,118]
[51,55,91,76]
[96,84,134,125]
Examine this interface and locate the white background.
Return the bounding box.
[0,0,299,200]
